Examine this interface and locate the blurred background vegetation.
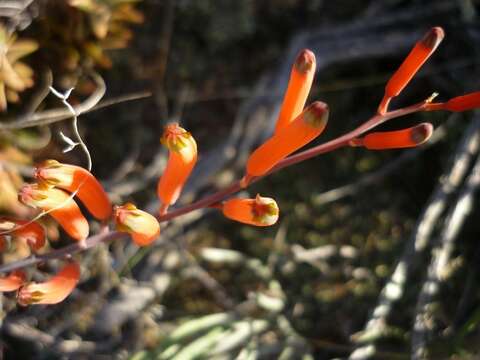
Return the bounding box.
[1,0,480,359]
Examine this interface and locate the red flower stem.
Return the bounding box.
[274,100,428,171]
[378,95,392,116]
[0,99,431,273]
[161,100,429,222]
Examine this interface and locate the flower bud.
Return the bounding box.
[222,194,279,226]
[17,262,80,305]
[0,270,26,292]
[114,203,160,246]
[35,160,112,220]
[157,123,197,214]
[379,27,444,114]
[18,183,89,241]
[0,218,45,251]
[444,91,480,112]
[275,49,316,133]
[386,27,444,98]
[353,123,433,150]
[246,101,328,179]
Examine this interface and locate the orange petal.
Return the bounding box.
[157,124,197,209]
[246,101,328,178]
[0,270,26,292]
[114,203,160,246]
[222,194,279,226]
[35,160,112,220]
[275,49,316,133]
[444,91,480,112]
[0,218,46,251]
[17,262,80,305]
[18,184,89,241]
[354,123,433,150]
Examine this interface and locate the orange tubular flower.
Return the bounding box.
[114,203,160,246]
[351,123,433,150]
[17,262,80,306]
[443,92,480,112]
[18,184,89,242]
[222,194,279,226]
[274,49,316,133]
[157,123,197,214]
[35,160,112,220]
[379,27,444,114]
[0,218,45,251]
[245,101,329,181]
[0,270,26,292]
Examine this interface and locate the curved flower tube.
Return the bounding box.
[17,262,80,306]
[244,101,329,182]
[114,203,160,246]
[350,123,433,150]
[35,160,112,220]
[0,270,26,292]
[274,49,316,133]
[18,183,89,242]
[157,123,197,214]
[0,218,45,251]
[222,194,279,226]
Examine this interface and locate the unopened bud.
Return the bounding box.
[222,194,279,226]
[114,203,160,246]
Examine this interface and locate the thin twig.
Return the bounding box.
[49,85,92,171]
[22,68,53,115]
[0,73,105,130]
[87,91,151,113]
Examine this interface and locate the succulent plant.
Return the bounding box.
[66,0,144,69]
[0,25,38,111]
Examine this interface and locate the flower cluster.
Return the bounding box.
[2,26,480,307]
